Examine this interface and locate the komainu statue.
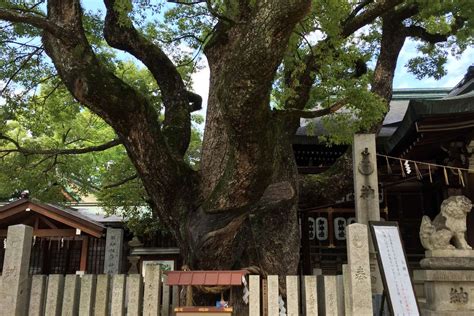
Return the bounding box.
[420,195,472,250]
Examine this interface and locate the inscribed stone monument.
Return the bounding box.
[352,133,383,294]
[104,227,124,274]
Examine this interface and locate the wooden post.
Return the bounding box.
[261,279,268,316]
[79,236,89,272]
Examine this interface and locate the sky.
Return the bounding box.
[393,42,473,89]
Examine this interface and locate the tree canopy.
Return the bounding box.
[0,1,473,292]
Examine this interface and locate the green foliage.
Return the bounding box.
[271,0,472,144]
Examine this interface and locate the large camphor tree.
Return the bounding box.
[0,0,472,303]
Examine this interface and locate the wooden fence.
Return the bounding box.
[0,224,376,315]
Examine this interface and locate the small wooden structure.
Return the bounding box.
[0,198,105,274]
[167,270,248,316]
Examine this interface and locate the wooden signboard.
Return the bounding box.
[369,221,420,316]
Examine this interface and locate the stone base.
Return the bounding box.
[421,309,474,316]
[420,257,474,270]
[425,250,474,258]
[414,270,474,315]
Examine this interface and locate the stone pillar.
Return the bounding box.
[45,275,65,316]
[127,274,143,316]
[342,264,352,316]
[352,133,383,294]
[104,228,124,274]
[336,275,345,316]
[0,224,33,316]
[161,275,170,316]
[29,275,47,316]
[304,276,318,316]
[143,264,161,316]
[110,274,126,316]
[79,274,96,316]
[317,275,339,316]
[267,275,279,316]
[94,274,110,316]
[61,274,80,315]
[346,223,373,315]
[249,275,260,316]
[286,276,299,316]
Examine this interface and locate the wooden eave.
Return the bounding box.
[0,198,104,238]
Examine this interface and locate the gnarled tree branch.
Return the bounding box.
[103,0,199,156]
[341,0,404,37]
[404,16,466,44]
[0,8,70,41]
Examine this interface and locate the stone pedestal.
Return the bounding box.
[415,250,474,315]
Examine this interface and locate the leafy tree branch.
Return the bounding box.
[275,98,348,119]
[0,134,121,156]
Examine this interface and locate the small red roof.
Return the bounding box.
[166,270,247,286]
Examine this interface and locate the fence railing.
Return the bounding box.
[0,224,377,315]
